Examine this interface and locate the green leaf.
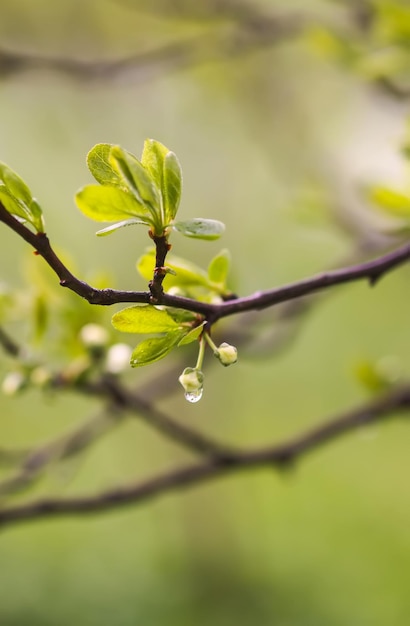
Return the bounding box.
[163,151,182,222]
[0,163,45,232]
[0,186,29,222]
[96,219,149,237]
[130,331,184,367]
[86,144,123,187]
[112,305,180,334]
[178,322,205,346]
[110,146,160,211]
[141,139,168,189]
[141,139,182,223]
[173,218,225,240]
[208,249,230,287]
[137,249,210,288]
[369,186,410,218]
[76,185,152,223]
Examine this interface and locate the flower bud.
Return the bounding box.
[2,371,27,395]
[79,324,109,349]
[105,343,132,374]
[178,367,204,403]
[215,342,238,366]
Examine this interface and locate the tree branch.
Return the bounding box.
[0,385,408,528]
[75,375,236,459]
[1,203,410,322]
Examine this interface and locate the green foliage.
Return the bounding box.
[0,163,45,232]
[141,138,182,222]
[130,332,185,367]
[308,0,410,92]
[111,304,204,367]
[354,357,402,393]
[172,218,225,240]
[367,126,410,230]
[76,139,224,240]
[112,305,181,334]
[369,186,410,218]
[76,185,152,224]
[0,139,231,400]
[137,248,231,297]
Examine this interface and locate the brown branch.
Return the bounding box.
[148,232,172,301]
[0,407,122,499]
[0,326,22,357]
[1,203,410,322]
[77,375,236,459]
[0,385,409,528]
[0,13,304,83]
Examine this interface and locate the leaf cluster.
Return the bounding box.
[75,139,224,240]
[0,163,44,233]
[112,248,231,367]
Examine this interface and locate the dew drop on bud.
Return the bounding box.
[184,388,203,403]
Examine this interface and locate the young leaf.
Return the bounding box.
[87,144,123,187]
[96,219,149,237]
[369,187,410,218]
[137,249,210,288]
[0,163,45,232]
[112,305,180,334]
[141,139,168,189]
[130,331,184,367]
[0,186,30,223]
[110,146,160,211]
[177,322,205,346]
[141,139,182,223]
[163,152,182,222]
[76,185,152,223]
[173,218,225,240]
[0,163,32,203]
[208,249,230,287]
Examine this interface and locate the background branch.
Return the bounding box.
[0,384,409,528]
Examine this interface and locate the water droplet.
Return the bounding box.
[184,388,203,403]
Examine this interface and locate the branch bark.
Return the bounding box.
[1,204,410,322]
[0,385,408,529]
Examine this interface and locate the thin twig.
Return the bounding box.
[75,375,236,459]
[0,407,123,499]
[0,385,409,528]
[0,326,22,357]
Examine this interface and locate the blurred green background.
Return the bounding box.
[0,1,409,624]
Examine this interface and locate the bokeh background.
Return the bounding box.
[0,1,409,624]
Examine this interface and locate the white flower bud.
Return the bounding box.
[105,343,132,374]
[178,367,204,403]
[2,371,26,395]
[79,323,109,348]
[215,342,237,366]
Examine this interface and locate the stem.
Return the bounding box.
[204,332,219,354]
[148,231,171,302]
[195,336,206,371]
